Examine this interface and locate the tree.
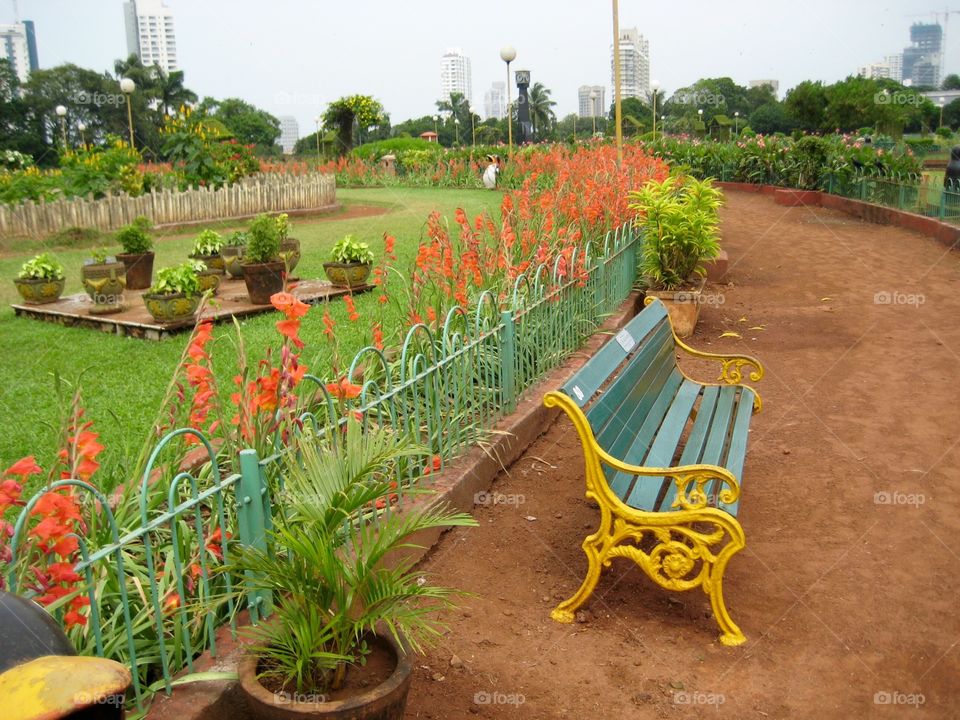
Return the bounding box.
[322,95,385,154]
[784,80,827,132]
[748,102,792,134]
[610,96,650,136]
[942,74,960,90]
[527,82,556,139]
[153,68,197,117]
[207,97,280,148]
[0,59,44,159]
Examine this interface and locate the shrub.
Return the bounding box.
[149,262,200,297]
[49,226,101,247]
[191,229,223,256]
[115,222,153,254]
[330,234,374,264]
[935,126,953,139]
[18,252,65,280]
[245,213,280,264]
[351,137,443,161]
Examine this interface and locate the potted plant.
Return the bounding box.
[276,213,301,273]
[191,259,221,295]
[628,175,723,337]
[14,253,66,304]
[115,215,155,290]
[323,234,374,288]
[222,231,247,278]
[142,262,202,323]
[242,213,284,304]
[81,248,127,314]
[189,229,226,272]
[227,418,476,720]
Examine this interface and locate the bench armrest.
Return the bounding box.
[671,332,764,411]
[596,447,741,511]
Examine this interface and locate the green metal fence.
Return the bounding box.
[824,173,960,224]
[5,221,639,710]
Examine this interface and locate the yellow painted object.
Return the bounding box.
[545,310,764,647]
[0,655,131,720]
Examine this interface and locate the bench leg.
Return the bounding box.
[704,538,746,647]
[551,535,604,623]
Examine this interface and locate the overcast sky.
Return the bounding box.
[4,1,956,136]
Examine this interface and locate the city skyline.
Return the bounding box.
[2,1,957,134]
[123,0,177,72]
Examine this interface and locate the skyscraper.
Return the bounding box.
[278,116,299,155]
[901,23,942,88]
[440,48,472,106]
[484,81,506,120]
[578,85,606,119]
[610,28,650,100]
[0,20,38,82]
[123,0,178,72]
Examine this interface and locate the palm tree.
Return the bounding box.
[153,69,197,117]
[527,82,557,139]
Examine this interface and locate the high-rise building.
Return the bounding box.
[610,28,650,99]
[885,54,903,83]
[484,81,506,120]
[857,62,895,80]
[440,47,472,106]
[901,23,942,88]
[578,85,606,118]
[123,0,178,72]
[278,116,299,155]
[0,20,38,82]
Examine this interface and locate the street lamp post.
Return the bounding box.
[939,96,946,128]
[454,117,459,145]
[612,0,623,164]
[697,108,704,137]
[119,77,136,148]
[650,80,659,137]
[590,91,597,135]
[77,122,86,148]
[660,114,666,136]
[55,105,67,148]
[314,116,322,165]
[469,105,476,145]
[500,46,516,160]
[734,111,740,136]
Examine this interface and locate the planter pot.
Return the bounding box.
[14,277,65,305]
[279,238,301,273]
[81,260,127,314]
[143,292,201,324]
[223,246,246,278]
[190,252,226,273]
[238,632,411,720]
[646,276,707,338]
[117,251,154,290]
[197,269,223,295]
[323,261,372,289]
[242,261,286,304]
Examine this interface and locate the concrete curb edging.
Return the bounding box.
[146,290,646,720]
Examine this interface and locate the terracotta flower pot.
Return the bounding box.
[13,277,65,305]
[646,276,708,338]
[323,261,372,289]
[237,632,411,720]
[242,261,285,304]
[143,292,200,324]
[81,260,127,314]
[116,251,154,290]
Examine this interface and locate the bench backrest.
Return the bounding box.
[561,302,678,460]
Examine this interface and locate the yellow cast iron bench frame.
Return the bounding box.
[544,298,763,646]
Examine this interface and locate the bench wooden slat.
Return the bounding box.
[562,302,669,407]
[585,322,674,442]
[717,388,756,516]
[622,378,702,511]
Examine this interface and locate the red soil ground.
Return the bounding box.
[404,190,960,718]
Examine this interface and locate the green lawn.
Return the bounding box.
[0,187,501,478]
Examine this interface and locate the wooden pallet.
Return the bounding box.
[11,278,370,341]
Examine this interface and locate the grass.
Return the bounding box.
[0,187,502,482]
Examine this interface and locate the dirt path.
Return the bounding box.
[404,191,960,719]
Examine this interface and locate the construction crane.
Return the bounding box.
[905,8,960,82]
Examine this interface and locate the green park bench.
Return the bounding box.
[544,298,764,646]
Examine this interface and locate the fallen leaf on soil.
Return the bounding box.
[820,297,831,301]
[525,515,537,521]
[748,325,765,330]
[719,331,742,338]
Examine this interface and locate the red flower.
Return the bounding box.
[325,377,363,400]
[271,292,310,319]
[4,456,42,479]
[343,295,360,322]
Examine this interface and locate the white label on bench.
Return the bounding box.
[615,328,636,352]
[572,386,584,401]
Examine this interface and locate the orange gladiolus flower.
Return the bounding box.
[271,292,310,319]
[325,377,363,400]
[4,456,42,479]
